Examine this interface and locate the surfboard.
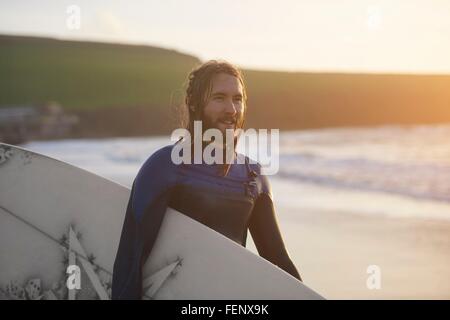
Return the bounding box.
[0,142,324,300]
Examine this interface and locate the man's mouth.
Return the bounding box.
[218,119,236,127]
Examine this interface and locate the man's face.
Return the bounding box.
[202,73,245,137]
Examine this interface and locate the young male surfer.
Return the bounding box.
[112,60,301,299]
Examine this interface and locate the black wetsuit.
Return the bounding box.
[111,144,301,299]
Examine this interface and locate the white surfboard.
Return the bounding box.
[0,143,324,300]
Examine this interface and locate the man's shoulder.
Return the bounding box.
[143,144,175,165]
[137,144,176,178]
[131,144,176,221]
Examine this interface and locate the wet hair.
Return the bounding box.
[182,60,247,135]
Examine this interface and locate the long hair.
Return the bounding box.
[181,60,248,136]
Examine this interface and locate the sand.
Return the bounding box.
[246,177,450,299]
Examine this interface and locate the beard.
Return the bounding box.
[200,111,244,151]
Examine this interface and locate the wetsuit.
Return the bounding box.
[111,144,301,299]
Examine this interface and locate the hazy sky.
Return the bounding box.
[1,0,449,74]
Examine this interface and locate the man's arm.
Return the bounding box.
[248,192,302,281]
[111,146,175,299]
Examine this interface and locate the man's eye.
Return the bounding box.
[214,96,224,101]
[233,97,242,102]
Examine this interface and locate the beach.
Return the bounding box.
[257,177,450,299]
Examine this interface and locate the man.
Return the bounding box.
[111,60,301,299]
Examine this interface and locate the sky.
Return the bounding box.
[1,0,450,74]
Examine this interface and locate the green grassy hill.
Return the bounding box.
[0,34,200,110]
[1,34,450,137]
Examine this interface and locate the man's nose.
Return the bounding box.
[224,98,237,115]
